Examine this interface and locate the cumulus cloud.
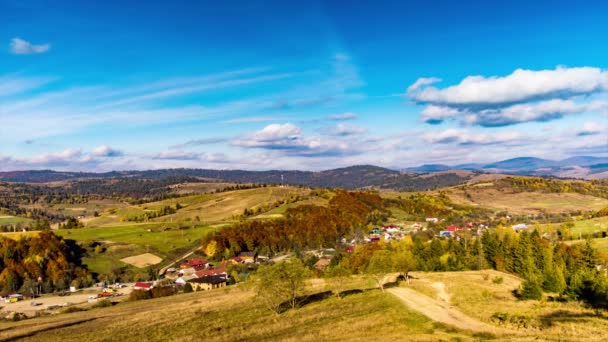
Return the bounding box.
[420,105,463,124]
[463,99,601,127]
[91,145,124,158]
[327,112,358,121]
[233,123,359,157]
[29,148,83,165]
[10,38,50,54]
[408,66,608,107]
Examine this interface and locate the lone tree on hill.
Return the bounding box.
[254,258,311,314]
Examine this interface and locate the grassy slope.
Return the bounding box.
[153,186,314,224]
[0,284,472,342]
[442,183,608,215]
[408,270,608,340]
[49,186,318,274]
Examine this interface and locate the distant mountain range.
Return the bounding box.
[404,156,608,179]
[1,156,607,190]
[0,165,477,191]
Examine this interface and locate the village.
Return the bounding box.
[0,216,533,320]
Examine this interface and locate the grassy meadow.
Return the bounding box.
[442,185,608,214]
[0,279,475,342]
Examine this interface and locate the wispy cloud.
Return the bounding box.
[327,112,357,120]
[9,38,50,54]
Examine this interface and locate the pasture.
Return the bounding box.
[443,185,608,214]
[55,223,213,256]
[0,215,33,226]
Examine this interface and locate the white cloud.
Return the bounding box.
[91,145,124,158]
[233,123,360,157]
[575,122,604,137]
[423,129,522,146]
[408,66,608,107]
[10,38,50,54]
[420,99,606,127]
[406,77,441,93]
[325,123,367,136]
[29,148,83,165]
[420,105,463,124]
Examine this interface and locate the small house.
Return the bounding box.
[239,251,258,263]
[512,224,528,232]
[187,275,227,291]
[426,217,439,223]
[195,266,227,280]
[180,259,208,270]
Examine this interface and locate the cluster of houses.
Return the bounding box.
[131,252,262,292]
[339,217,529,253]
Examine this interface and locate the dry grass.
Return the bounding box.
[0,281,473,342]
[444,186,608,214]
[120,253,163,268]
[407,270,608,340]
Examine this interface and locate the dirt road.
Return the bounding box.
[388,286,510,335]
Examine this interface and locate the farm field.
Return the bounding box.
[151,186,315,224]
[55,223,212,255]
[0,215,33,226]
[54,223,214,274]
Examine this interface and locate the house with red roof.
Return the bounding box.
[180,258,208,270]
[195,266,227,280]
[133,282,153,291]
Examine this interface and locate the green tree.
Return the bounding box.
[324,264,352,298]
[366,250,393,291]
[183,282,193,293]
[255,258,311,314]
[392,249,416,283]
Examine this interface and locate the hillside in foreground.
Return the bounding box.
[2,271,607,341]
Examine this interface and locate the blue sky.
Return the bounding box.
[1,0,607,171]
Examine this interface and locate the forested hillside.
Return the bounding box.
[0,166,475,191]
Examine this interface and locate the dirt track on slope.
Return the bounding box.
[388,286,513,336]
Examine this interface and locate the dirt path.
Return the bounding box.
[388,287,512,335]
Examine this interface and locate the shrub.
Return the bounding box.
[492,276,504,284]
[61,306,88,314]
[491,312,509,324]
[130,289,152,301]
[183,283,193,293]
[92,299,113,308]
[519,280,543,300]
[151,286,176,299]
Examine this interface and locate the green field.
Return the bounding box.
[56,223,213,255]
[0,215,33,226]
